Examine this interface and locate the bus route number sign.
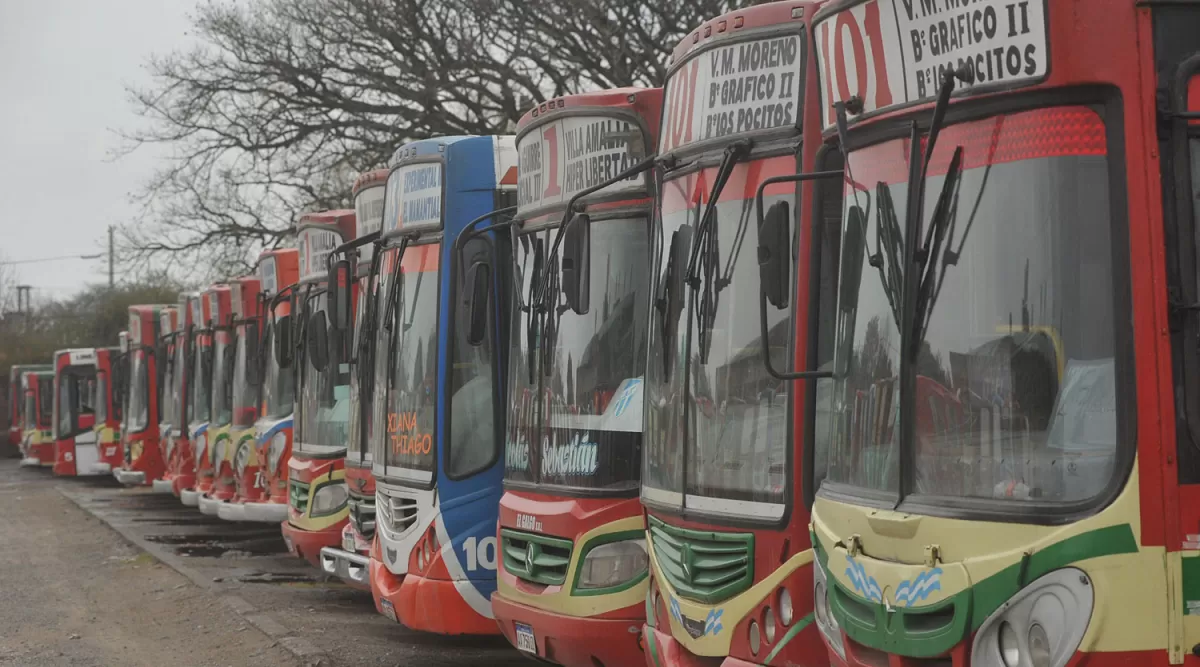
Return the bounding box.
[660,33,805,153]
[815,0,1048,129]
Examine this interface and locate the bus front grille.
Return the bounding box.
[501,529,573,586]
[648,516,754,604]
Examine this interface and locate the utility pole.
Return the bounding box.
[16,285,31,314]
[108,225,115,289]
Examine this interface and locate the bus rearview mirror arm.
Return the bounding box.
[753,171,842,382]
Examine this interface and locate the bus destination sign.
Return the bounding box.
[517,115,648,215]
[385,163,442,234]
[815,0,1048,129]
[660,34,804,153]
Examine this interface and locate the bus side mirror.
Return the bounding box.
[758,201,791,309]
[462,259,491,347]
[561,213,591,315]
[275,317,293,369]
[307,311,330,371]
[329,259,352,333]
[246,321,261,386]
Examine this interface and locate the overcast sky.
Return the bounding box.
[0,0,193,303]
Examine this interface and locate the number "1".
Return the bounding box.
[542,126,561,199]
[461,535,498,571]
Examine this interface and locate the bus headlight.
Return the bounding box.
[576,538,648,591]
[268,432,287,473]
[213,439,227,466]
[311,482,348,517]
[813,562,844,659]
[970,568,1093,667]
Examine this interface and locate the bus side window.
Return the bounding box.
[1174,70,1200,484]
[805,146,845,507]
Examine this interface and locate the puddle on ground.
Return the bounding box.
[234,572,317,584]
[132,517,230,526]
[170,534,286,558]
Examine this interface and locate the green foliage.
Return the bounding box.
[0,278,185,375]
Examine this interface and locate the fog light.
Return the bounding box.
[763,607,776,643]
[999,622,1021,667]
[1029,623,1051,667]
[749,621,761,655]
[778,588,793,626]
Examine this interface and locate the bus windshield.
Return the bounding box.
[231,327,258,428]
[58,366,96,440]
[191,340,212,426]
[161,347,175,428]
[210,337,233,427]
[24,384,36,432]
[347,280,373,462]
[297,292,351,454]
[263,318,294,420]
[816,106,1125,512]
[96,372,108,426]
[376,243,439,484]
[37,376,53,429]
[171,337,186,430]
[643,162,794,520]
[127,351,150,432]
[506,218,650,492]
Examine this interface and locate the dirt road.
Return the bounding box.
[0,458,536,667]
[0,460,298,667]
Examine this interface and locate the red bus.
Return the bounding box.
[158,293,198,495]
[198,284,237,515]
[216,275,266,521]
[18,369,55,467]
[52,348,100,476]
[320,169,385,587]
[641,3,840,665]
[242,247,300,523]
[8,364,50,453]
[115,305,172,486]
[281,210,357,568]
[492,88,662,667]
[181,292,215,506]
[800,0,1200,664]
[93,346,124,473]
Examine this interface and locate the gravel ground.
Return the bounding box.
[0,460,296,667]
[0,457,532,667]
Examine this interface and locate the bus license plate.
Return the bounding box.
[380,599,398,622]
[514,622,536,653]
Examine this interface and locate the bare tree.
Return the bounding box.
[122,0,732,276]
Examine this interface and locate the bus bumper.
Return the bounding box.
[319,547,370,590]
[114,468,146,486]
[242,501,288,523]
[152,479,175,493]
[198,495,225,516]
[217,502,246,522]
[368,556,498,635]
[642,625,716,667]
[180,488,202,507]
[280,520,342,570]
[25,443,55,467]
[493,594,643,667]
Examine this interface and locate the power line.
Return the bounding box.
[0,253,104,266]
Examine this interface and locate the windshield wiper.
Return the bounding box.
[685,139,752,364]
[912,147,963,347]
[525,238,544,385]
